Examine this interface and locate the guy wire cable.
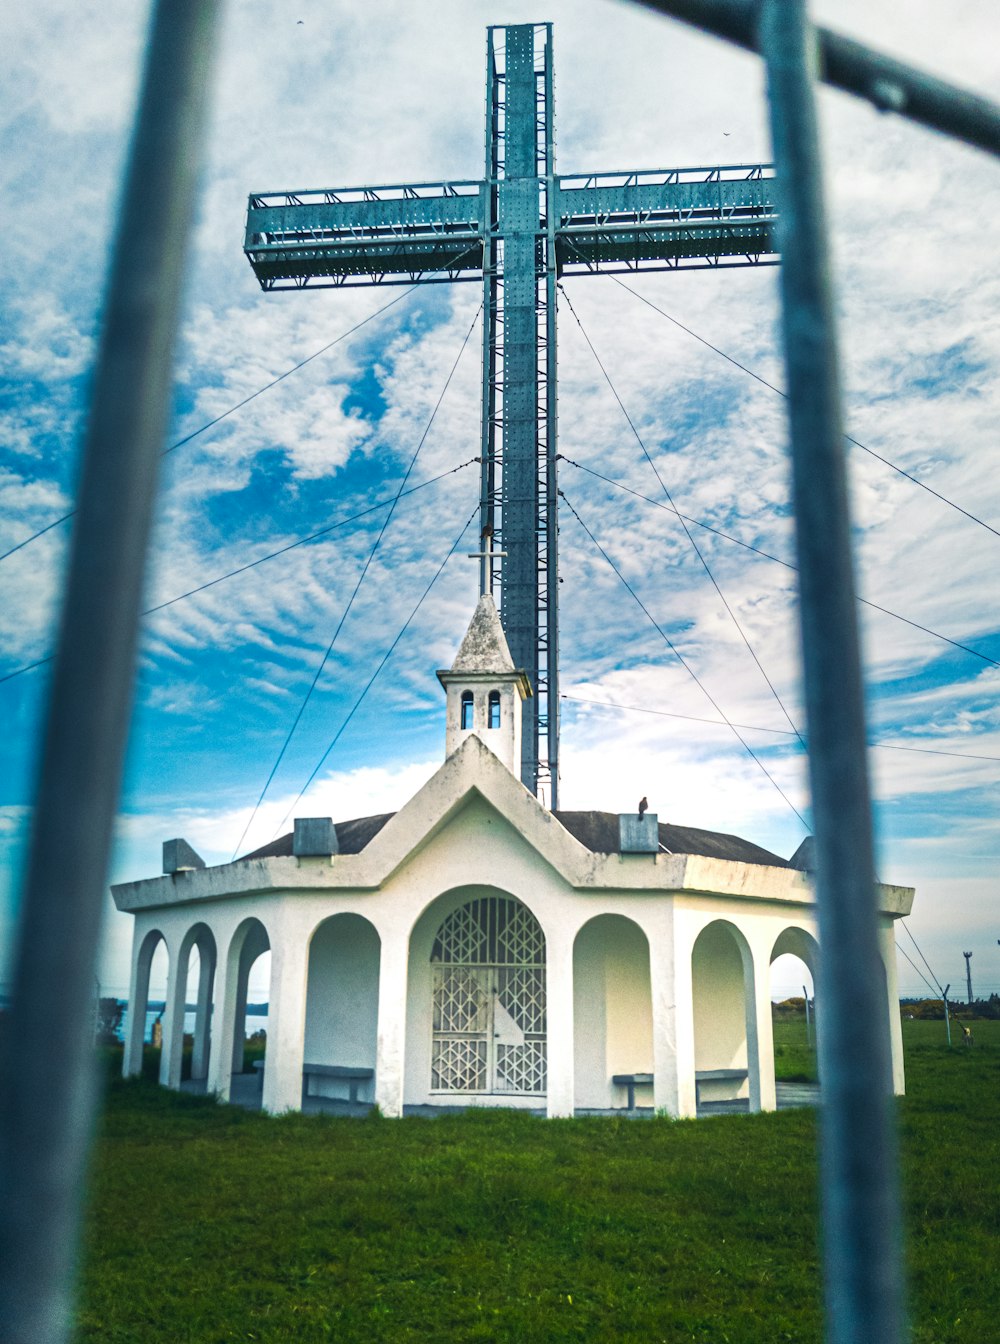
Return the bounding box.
[560,455,1000,670]
[0,457,479,689]
[560,489,809,830]
[560,283,806,750]
[268,504,480,842]
[230,304,482,859]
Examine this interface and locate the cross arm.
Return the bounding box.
[555,163,778,275]
[244,180,487,290]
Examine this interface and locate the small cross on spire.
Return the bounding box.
[467,524,506,598]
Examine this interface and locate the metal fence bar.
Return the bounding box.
[760,1,905,1340]
[0,4,221,1342]
[637,0,1000,158]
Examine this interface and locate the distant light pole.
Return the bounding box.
[803,984,813,1049]
[963,952,973,1005]
[942,984,952,1047]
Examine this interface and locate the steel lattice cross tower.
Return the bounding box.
[244,23,779,808]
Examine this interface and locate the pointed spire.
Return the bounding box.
[450,593,516,675]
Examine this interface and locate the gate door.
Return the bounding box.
[430,896,546,1094]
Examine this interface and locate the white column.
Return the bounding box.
[671,914,697,1119]
[208,933,238,1102]
[879,920,906,1095]
[191,942,215,1082]
[747,943,776,1113]
[160,934,187,1089]
[375,932,408,1118]
[262,930,309,1114]
[231,947,251,1075]
[546,924,575,1118]
[122,929,148,1078]
[649,918,681,1117]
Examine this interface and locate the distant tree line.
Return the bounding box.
[900,995,1000,1021]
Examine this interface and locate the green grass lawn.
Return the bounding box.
[76,1021,1000,1343]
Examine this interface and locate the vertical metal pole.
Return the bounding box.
[543,23,560,811]
[963,951,973,1004]
[759,2,905,1341]
[0,5,220,1342]
[479,29,499,599]
[804,984,812,1049]
[943,986,952,1047]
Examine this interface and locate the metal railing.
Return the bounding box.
[0,2,997,1342]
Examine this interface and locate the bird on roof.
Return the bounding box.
[638,796,648,817]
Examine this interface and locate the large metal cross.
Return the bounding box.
[243,22,778,808]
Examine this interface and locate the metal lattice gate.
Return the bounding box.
[430,896,546,1094]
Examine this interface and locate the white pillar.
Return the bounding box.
[375,933,408,1118]
[879,920,906,1095]
[546,925,575,1118]
[747,944,776,1113]
[122,929,149,1078]
[262,931,309,1114]
[160,934,187,1089]
[649,921,681,1118]
[232,951,252,1074]
[208,933,238,1102]
[191,941,215,1082]
[670,916,697,1119]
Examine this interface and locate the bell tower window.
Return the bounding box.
[488,691,501,729]
[461,690,474,730]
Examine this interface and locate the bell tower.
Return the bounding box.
[437,594,532,781]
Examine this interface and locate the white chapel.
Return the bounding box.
[113,594,913,1118]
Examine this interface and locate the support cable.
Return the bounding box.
[587,261,1000,543]
[229,305,482,859]
[561,693,1000,762]
[896,945,943,1001]
[560,284,807,749]
[560,489,809,829]
[267,504,479,843]
[0,285,424,568]
[561,455,1000,670]
[899,919,946,994]
[0,458,479,689]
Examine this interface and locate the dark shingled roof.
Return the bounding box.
[238,808,792,869]
[554,811,792,867]
[239,813,395,861]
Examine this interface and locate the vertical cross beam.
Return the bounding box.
[481,24,559,806]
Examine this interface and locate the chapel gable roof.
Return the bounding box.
[449,593,516,674]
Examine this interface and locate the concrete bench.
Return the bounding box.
[695,1067,749,1104]
[303,1063,374,1103]
[252,1061,374,1103]
[612,1072,654,1110]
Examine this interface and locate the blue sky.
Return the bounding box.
[2,0,999,1002]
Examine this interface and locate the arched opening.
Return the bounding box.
[405,888,546,1106]
[461,690,474,729]
[691,920,754,1108]
[170,924,217,1092]
[488,690,501,729]
[225,918,271,1097]
[573,915,653,1111]
[770,927,821,1097]
[303,913,381,1110]
[123,928,169,1079]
